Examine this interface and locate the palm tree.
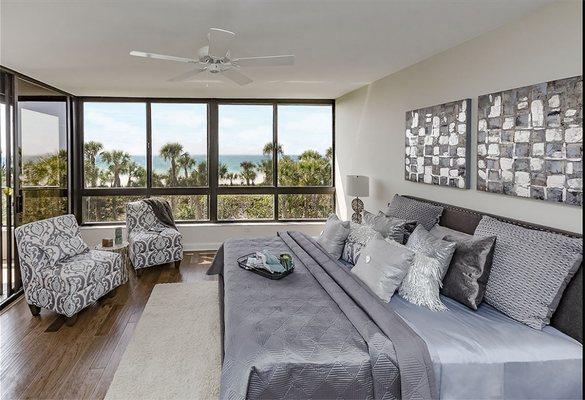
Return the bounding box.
[225,172,239,186]
[126,161,145,187]
[100,150,131,187]
[159,143,184,185]
[263,142,283,156]
[195,161,208,186]
[240,161,257,185]
[218,163,229,182]
[84,141,103,186]
[177,152,196,182]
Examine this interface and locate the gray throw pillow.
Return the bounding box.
[441,235,497,310]
[398,251,446,311]
[406,225,457,280]
[475,216,583,329]
[363,210,415,244]
[352,238,415,302]
[341,222,380,265]
[318,214,350,259]
[384,194,443,231]
[429,225,473,242]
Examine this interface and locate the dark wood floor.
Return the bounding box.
[0,251,217,400]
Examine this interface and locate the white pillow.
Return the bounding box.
[398,251,446,311]
[317,214,350,259]
[351,238,415,302]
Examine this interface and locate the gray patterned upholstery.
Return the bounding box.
[14,214,127,317]
[384,194,444,231]
[476,216,583,329]
[126,200,183,270]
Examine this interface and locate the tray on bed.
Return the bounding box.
[236,253,294,280]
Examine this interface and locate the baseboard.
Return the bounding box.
[184,242,222,251]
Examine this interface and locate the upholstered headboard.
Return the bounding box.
[404,195,583,343]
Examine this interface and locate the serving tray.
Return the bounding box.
[236,253,294,280]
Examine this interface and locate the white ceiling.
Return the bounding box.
[1,0,552,99]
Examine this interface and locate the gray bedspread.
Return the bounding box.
[210,231,436,400]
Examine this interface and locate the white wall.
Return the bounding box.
[80,222,324,251]
[335,1,583,234]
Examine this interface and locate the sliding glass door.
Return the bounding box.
[0,72,72,309]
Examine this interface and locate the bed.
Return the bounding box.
[207,198,583,400]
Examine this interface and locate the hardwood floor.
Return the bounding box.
[0,251,217,400]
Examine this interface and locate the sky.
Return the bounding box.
[83,102,332,156]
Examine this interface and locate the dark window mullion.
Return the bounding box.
[209,101,218,222]
[146,102,152,194]
[273,102,278,221]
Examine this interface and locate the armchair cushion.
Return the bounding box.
[41,250,122,294]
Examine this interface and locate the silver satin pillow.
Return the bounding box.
[363,210,414,244]
[429,225,472,242]
[441,235,497,310]
[476,216,583,329]
[352,238,415,302]
[317,214,350,259]
[406,225,457,280]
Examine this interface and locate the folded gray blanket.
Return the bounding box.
[143,197,176,229]
[209,231,436,400]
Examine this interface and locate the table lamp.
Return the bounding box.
[346,175,369,223]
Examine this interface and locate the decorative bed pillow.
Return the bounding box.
[429,225,473,242]
[352,238,415,302]
[441,235,497,310]
[399,251,446,311]
[318,214,350,259]
[363,210,415,244]
[475,216,583,329]
[406,225,457,280]
[384,194,443,231]
[341,222,380,265]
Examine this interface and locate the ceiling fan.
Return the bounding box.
[130,28,295,86]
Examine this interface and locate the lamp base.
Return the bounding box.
[351,197,364,224]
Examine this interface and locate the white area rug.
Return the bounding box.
[105,282,221,400]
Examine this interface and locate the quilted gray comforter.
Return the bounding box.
[209,231,436,400]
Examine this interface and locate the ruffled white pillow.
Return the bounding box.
[398,252,446,311]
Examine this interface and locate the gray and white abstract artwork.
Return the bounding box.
[477,76,583,207]
[405,99,471,189]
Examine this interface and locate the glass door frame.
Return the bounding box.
[0,66,75,310]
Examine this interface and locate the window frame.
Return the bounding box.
[76,97,335,225]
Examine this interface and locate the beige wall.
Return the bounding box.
[335,1,583,234]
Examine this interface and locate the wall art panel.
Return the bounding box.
[405,99,471,189]
[477,76,582,206]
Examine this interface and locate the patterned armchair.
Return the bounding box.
[126,200,183,274]
[14,214,127,323]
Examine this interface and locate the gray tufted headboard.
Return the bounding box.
[404,195,583,343]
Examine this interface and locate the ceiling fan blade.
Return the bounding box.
[130,50,195,64]
[208,28,235,58]
[168,67,207,82]
[221,68,253,86]
[233,55,295,67]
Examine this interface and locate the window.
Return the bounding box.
[79,100,334,224]
[152,103,208,187]
[83,102,146,188]
[277,105,333,187]
[218,105,273,186]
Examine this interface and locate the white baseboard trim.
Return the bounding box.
[184,242,222,251]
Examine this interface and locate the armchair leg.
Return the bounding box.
[28,304,41,316]
[136,269,144,277]
[174,260,182,269]
[65,313,79,327]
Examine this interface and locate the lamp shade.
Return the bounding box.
[346,175,369,197]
